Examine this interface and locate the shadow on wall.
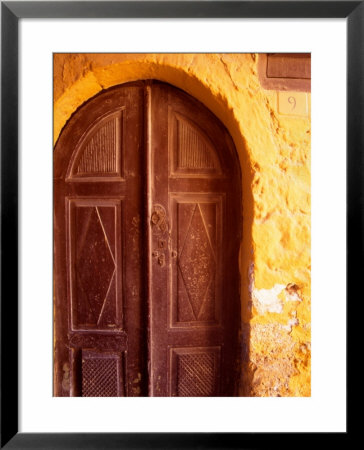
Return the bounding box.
[239,164,255,397]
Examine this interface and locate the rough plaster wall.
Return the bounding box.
[54,53,311,396]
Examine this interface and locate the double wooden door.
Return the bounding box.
[54,81,241,397]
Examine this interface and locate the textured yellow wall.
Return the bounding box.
[54,53,311,396]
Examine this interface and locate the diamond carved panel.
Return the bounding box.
[70,200,121,329]
[178,204,216,320]
[77,207,115,322]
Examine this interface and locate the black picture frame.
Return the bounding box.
[1,1,356,448]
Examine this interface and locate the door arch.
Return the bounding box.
[54,80,242,396]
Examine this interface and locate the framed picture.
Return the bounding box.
[1,1,356,448]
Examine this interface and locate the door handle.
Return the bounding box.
[151,204,168,267]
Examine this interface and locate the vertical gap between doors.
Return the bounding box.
[144,81,153,397]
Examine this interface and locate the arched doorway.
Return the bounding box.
[54,81,242,396]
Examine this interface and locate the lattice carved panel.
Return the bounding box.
[81,350,123,397]
[169,347,220,397]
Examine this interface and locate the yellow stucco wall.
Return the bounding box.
[54,53,311,397]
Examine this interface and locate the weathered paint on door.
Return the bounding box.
[54,81,242,397]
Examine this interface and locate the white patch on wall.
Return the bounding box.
[283,318,299,332]
[252,284,286,314]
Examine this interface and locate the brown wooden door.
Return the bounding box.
[54,81,241,397]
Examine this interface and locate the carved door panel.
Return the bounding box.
[54,81,241,397]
